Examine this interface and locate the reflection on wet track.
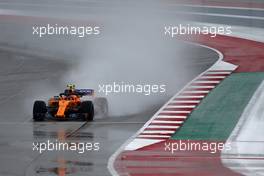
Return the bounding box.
[0,2,221,174]
[0,44,217,175]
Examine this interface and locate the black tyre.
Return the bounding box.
[80,101,94,121]
[33,101,47,121]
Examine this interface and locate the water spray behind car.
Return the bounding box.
[64,1,195,117]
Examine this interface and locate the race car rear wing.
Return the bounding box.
[75,89,94,96]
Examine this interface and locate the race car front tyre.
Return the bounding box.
[80,101,94,121]
[33,101,47,121]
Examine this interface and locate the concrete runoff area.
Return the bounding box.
[222,80,264,175]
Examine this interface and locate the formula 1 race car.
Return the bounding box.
[33,84,108,121]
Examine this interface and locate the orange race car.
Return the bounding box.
[33,84,96,121]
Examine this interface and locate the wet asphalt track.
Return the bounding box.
[0,0,263,28]
[0,41,217,176]
[1,0,262,175]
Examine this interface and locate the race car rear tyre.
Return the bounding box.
[33,101,47,121]
[80,101,94,121]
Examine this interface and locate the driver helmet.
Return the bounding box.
[66,84,76,93]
